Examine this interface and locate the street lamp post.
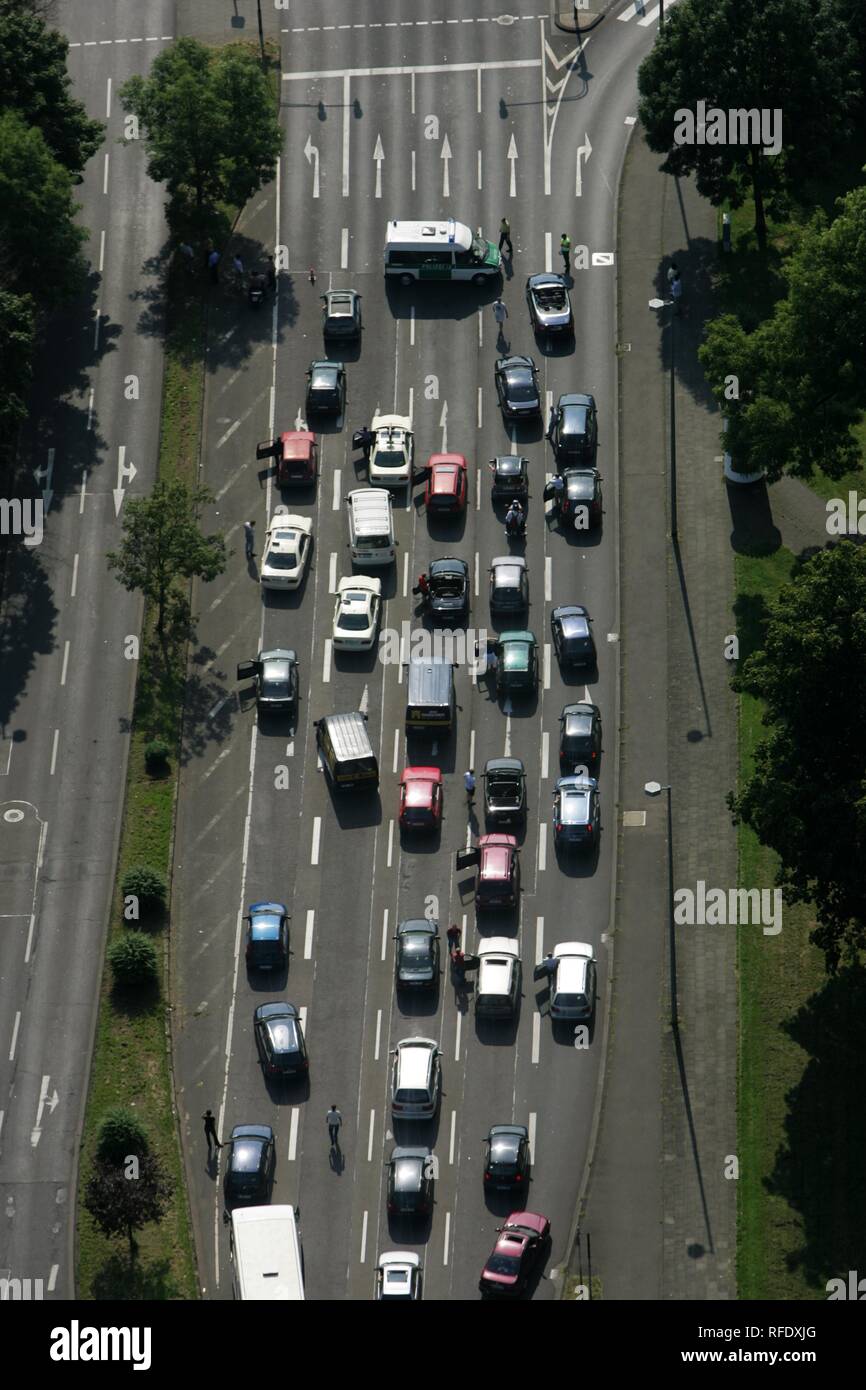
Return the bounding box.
[644,781,679,1029]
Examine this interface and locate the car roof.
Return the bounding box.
[556,776,597,791]
[230,1123,273,1142]
[372,413,412,432]
[503,1211,548,1235]
[553,941,593,959]
[401,765,441,782]
[552,605,588,621]
[266,514,311,538]
[379,1250,420,1268]
[248,900,287,916]
[326,289,357,303]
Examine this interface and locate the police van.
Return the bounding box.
[347,487,396,566]
[384,219,500,285]
[229,1205,304,1300]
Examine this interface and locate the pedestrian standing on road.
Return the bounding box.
[499,217,513,257]
[359,425,373,460]
[493,296,509,349]
[233,253,244,279]
[560,233,571,273]
[203,1109,222,1151]
[671,273,683,315]
[243,519,255,560]
[666,261,679,288]
[549,473,565,507]
[327,1105,342,1148]
[464,768,476,804]
[446,923,461,951]
[208,248,220,283]
[417,572,429,598]
[485,642,499,682]
[266,253,277,291]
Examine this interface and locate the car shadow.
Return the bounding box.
[396,984,442,1020]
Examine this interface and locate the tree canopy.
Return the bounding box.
[0,111,90,306]
[84,1152,171,1258]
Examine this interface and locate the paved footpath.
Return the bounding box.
[578,127,738,1299]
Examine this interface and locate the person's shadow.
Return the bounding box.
[247,555,258,578]
[496,325,510,353]
[206,1146,221,1179]
[329,1142,345,1175]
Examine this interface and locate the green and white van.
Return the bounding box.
[384,219,500,285]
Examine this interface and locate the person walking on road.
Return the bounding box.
[203,1109,222,1151]
[666,261,679,288]
[208,248,221,284]
[499,217,513,257]
[493,296,509,349]
[671,272,683,315]
[243,519,255,560]
[327,1105,342,1148]
[446,923,461,951]
[464,768,476,805]
[560,233,572,274]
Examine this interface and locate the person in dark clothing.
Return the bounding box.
[266,254,277,290]
[446,924,461,951]
[208,248,220,284]
[203,1109,221,1150]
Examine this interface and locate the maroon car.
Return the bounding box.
[257,430,318,487]
[479,1211,551,1297]
[473,833,520,910]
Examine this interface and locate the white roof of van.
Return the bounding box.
[231,1205,304,1300]
[385,218,472,251]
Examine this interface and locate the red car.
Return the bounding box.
[474,833,519,909]
[425,453,468,515]
[479,1211,551,1297]
[256,430,318,486]
[399,767,443,831]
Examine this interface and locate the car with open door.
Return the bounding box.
[482,757,527,828]
[256,430,319,487]
[237,649,299,717]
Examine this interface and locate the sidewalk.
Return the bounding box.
[578,129,738,1298]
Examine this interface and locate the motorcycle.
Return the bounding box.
[504,510,526,540]
[248,274,266,307]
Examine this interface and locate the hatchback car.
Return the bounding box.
[391,1038,442,1120]
[547,393,598,464]
[525,273,573,335]
[537,941,596,1021]
[305,359,346,415]
[490,454,529,502]
[260,515,313,590]
[495,631,538,698]
[375,1251,422,1300]
[245,900,290,971]
[425,453,468,515]
[369,413,414,488]
[256,429,318,487]
[552,776,600,851]
[253,1002,308,1079]
[559,702,602,774]
[386,1146,435,1217]
[558,468,603,528]
[332,575,382,650]
[321,288,362,339]
[551,605,596,668]
[398,768,443,832]
[394,918,441,990]
[474,833,520,910]
[483,1125,530,1191]
[494,355,541,419]
[237,649,298,716]
[482,757,527,827]
[489,556,529,616]
[224,1124,276,1207]
[479,1211,550,1297]
[427,557,469,625]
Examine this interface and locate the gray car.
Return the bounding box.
[321,288,362,339]
[237,648,299,715]
[525,273,573,335]
[552,776,600,851]
[490,556,529,616]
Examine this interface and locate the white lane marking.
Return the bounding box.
[102,153,109,194]
[504,714,512,757]
[367,1111,376,1164]
[79,473,87,512]
[50,729,59,775]
[411,70,416,114]
[477,66,482,113]
[546,387,553,421]
[47,1266,58,1293]
[304,909,315,958]
[98,229,106,272]
[475,465,481,511]
[477,148,482,190]
[469,728,475,769]
[332,468,341,509]
[544,554,551,601]
[402,548,409,597]
[329,551,337,592]
[392,727,400,773]
[443,1210,451,1266]
[449,1108,456,1164]
[381,908,389,962]
[288,1107,300,1160]
[535,915,544,963]
[286,741,294,757]
[639,5,662,25]
[311,816,322,865]
[342,73,350,196]
[216,420,239,449]
[87,390,94,431]
[545,230,552,273]
[411,148,416,191]
[323,638,332,682]
[410,304,415,347]
[374,1008,382,1060]
[529,1111,537,1160]
[360,1209,369,1263]
[105,76,112,118]
[341,227,349,267]
[477,385,483,429]
[532,1012,541,1063]
[474,551,479,597]
[543,644,551,689]
[541,730,549,780]
[60,641,70,687]
[454,1006,462,1061]
[538,823,547,872]
[283,58,542,82]
[387,818,394,867]
[9,1011,21,1061]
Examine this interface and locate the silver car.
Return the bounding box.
[526,273,573,335]
[321,288,362,338]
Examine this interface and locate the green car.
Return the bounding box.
[496,631,539,697]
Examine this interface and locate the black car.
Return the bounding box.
[525,274,573,335]
[490,454,529,502]
[559,702,602,774]
[551,468,603,528]
[394,919,440,990]
[305,359,346,415]
[253,1002,308,1079]
[551,605,596,668]
[427,557,470,625]
[483,1124,531,1191]
[482,757,527,827]
[237,648,299,717]
[494,355,541,420]
[245,901,290,971]
[547,393,598,465]
[321,289,361,339]
[386,1146,434,1217]
[224,1124,276,1207]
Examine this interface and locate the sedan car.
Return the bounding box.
[547,392,598,465]
[495,631,538,698]
[260,514,313,590]
[490,454,529,502]
[237,648,298,716]
[483,1124,530,1191]
[256,429,318,487]
[559,702,602,774]
[479,1211,550,1297]
[424,453,468,515]
[386,1146,434,1217]
[494,354,541,419]
[489,555,528,616]
[398,768,443,832]
[551,604,596,668]
[557,468,603,528]
[469,833,520,910]
[245,900,290,971]
[321,287,362,339]
[427,557,469,625]
[394,918,440,990]
[552,776,600,851]
[332,575,382,650]
[224,1124,276,1207]
[369,413,414,488]
[482,757,527,827]
[526,273,573,335]
[253,1002,308,1079]
[305,359,346,415]
[375,1251,422,1301]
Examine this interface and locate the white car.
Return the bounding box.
[332,575,382,650]
[260,514,313,590]
[375,1251,421,1301]
[369,413,414,488]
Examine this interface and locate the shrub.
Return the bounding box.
[121,865,166,915]
[144,738,170,772]
[109,933,159,987]
[96,1107,149,1165]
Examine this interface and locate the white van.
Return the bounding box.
[229,1205,304,1300]
[475,939,521,1019]
[384,219,500,285]
[347,487,395,566]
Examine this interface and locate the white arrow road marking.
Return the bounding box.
[441,132,452,197]
[33,449,55,512]
[31,1075,58,1147]
[575,131,592,196]
[540,26,583,196]
[113,445,137,515]
[592,252,615,266]
[439,400,448,453]
[504,714,512,756]
[506,132,518,197]
[373,133,385,198]
[359,684,369,714]
[304,133,320,197]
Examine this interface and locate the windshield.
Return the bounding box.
[375,450,404,468]
[508,376,536,402]
[266,551,298,569]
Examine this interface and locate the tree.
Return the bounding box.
[0,111,89,305]
[96,1109,149,1165]
[106,480,227,659]
[637,0,858,250]
[84,1152,171,1258]
[119,38,280,223]
[0,0,103,175]
[0,290,35,436]
[730,542,866,969]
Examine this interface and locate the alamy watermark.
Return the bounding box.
[673,101,783,157]
[378,622,489,676]
[674,881,782,936]
[49,1321,151,1371]
[0,498,43,548]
